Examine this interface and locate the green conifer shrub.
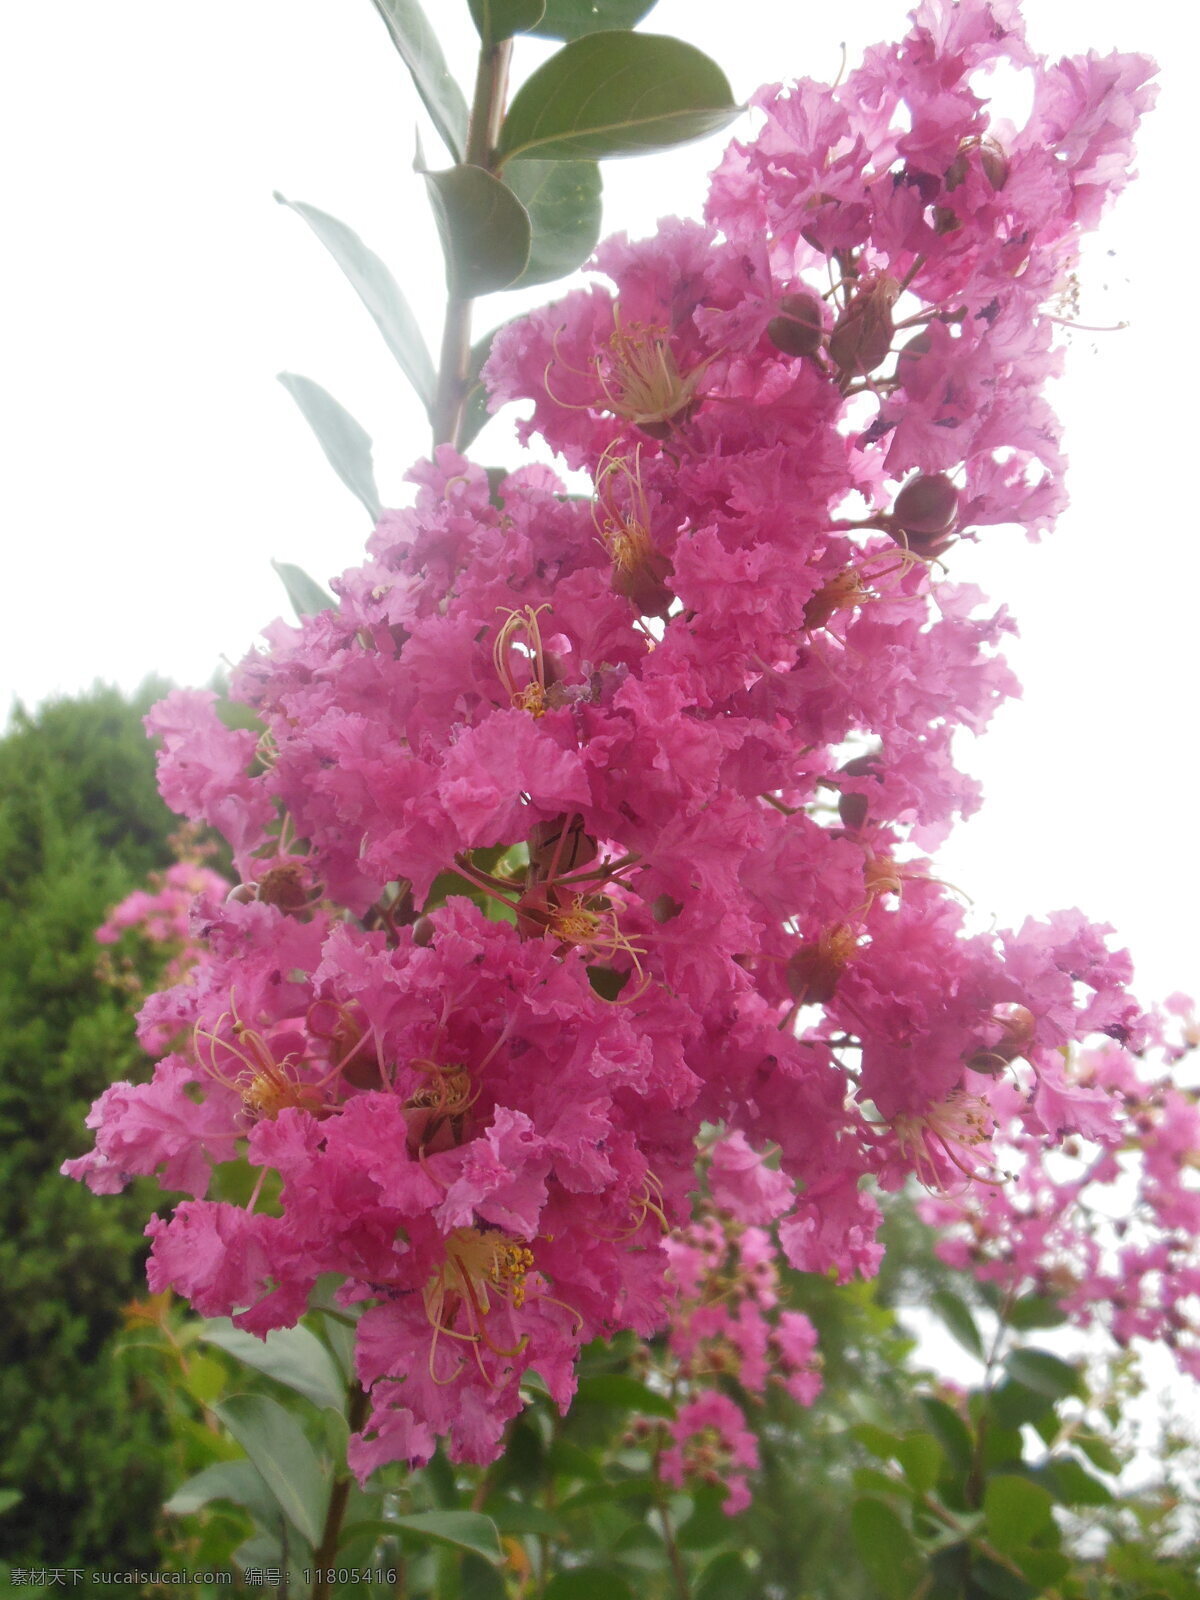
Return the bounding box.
[0,684,179,1567]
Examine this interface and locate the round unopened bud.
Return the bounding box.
[945,135,1009,194]
[767,291,825,359]
[412,915,435,947]
[838,790,870,833]
[893,473,960,538]
[896,330,932,393]
[978,138,1009,191]
[829,275,900,379]
[613,549,674,619]
[840,750,883,781]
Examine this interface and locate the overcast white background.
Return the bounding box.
[1,0,1196,1014]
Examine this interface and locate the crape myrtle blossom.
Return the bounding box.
[652,1147,824,1515]
[93,840,231,1052]
[64,0,1159,1476]
[921,1004,1200,1376]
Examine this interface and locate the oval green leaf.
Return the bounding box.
[918,1395,974,1477]
[486,1499,565,1536]
[1040,1455,1116,1507]
[423,164,532,297]
[213,1393,328,1548]
[1007,1293,1068,1332]
[277,373,382,523]
[462,1553,509,1600]
[272,560,337,621]
[504,159,602,287]
[970,1555,1040,1600]
[850,1497,923,1600]
[574,1372,676,1418]
[164,1459,278,1526]
[275,194,436,416]
[497,33,739,163]
[392,1509,504,1563]
[369,0,469,161]
[895,1431,944,1496]
[931,1288,986,1361]
[984,1474,1055,1555]
[695,1552,754,1600]
[531,0,657,40]
[199,1317,346,1413]
[469,0,547,44]
[1004,1348,1086,1402]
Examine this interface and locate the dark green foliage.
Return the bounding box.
[0,684,179,1567]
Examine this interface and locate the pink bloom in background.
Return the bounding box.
[661,1392,760,1516]
[65,0,1176,1476]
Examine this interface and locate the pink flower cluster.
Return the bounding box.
[657,1137,824,1514]
[923,1002,1200,1376]
[64,0,1157,1476]
[95,851,231,1050]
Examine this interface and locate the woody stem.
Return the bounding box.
[430,37,513,450]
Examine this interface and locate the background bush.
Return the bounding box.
[0,684,179,1568]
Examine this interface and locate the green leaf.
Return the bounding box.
[850,1498,923,1600]
[504,159,602,287]
[369,0,469,160]
[462,1552,509,1600]
[0,1488,20,1515]
[275,194,436,415]
[574,1372,676,1418]
[212,1394,328,1548]
[468,0,546,44]
[199,1318,346,1413]
[545,1572,634,1600]
[988,1379,1053,1432]
[931,1288,985,1360]
[676,1481,732,1548]
[180,1351,228,1406]
[1004,1348,1086,1402]
[487,1499,564,1536]
[557,1476,656,1513]
[852,1466,900,1498]
[1040,1455,1115,1507]
[164,1459,277,1525]
[311,1303,359,1386]
[695,1552,754,1600]
[422,165,532,297]
[851,1421,901,1462]
[611,1521,669,1571]
[1006,1293,1068,1331]
[497,33,739,164]
[1012,1550,1071,1588]
[1074,1430,1122,1475]
[984,1475,1054,1555]
[970,1556,1039,1600]
[391,1510,504,1563]
[531,0,657,40]
[918,1396,974,1477]
[895,1432,944,1496]
[272,559,337,620]
[980,1421,1027,1475]
[276,374,382,522]
[545,1435,605,1481]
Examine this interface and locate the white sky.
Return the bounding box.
[2,0,1196,1009]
